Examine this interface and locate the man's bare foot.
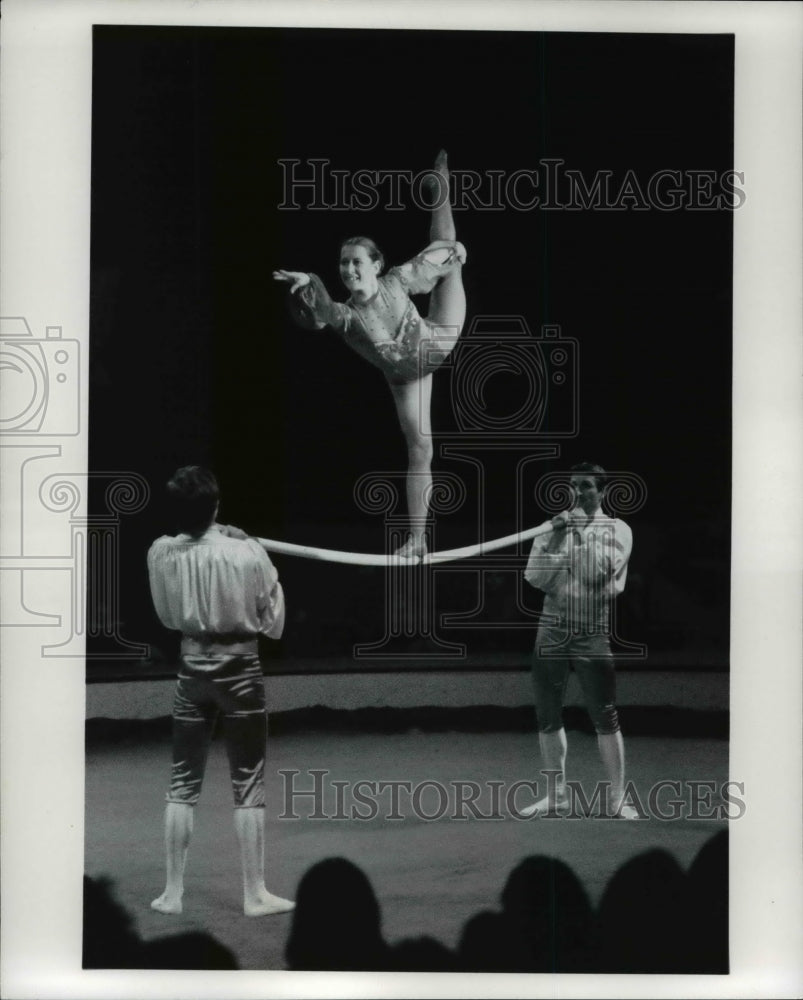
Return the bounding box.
[519,793,570,818]
[394,535,427,561]
[151,891,183,915]
[244,890,295,918]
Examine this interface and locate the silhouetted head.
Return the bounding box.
[285,858,388,971]
[457,910,518,972]
[686,830,729,973]
[499,855,593,972]
[82,876,141,969]
[597,848,693,973]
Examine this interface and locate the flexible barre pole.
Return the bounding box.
[425,521,553,564]
[254,521,554,566]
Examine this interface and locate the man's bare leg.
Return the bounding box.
[597,731,639,819]
[520,728,570,817]
[151,801,193,914]
[234,807,295,917]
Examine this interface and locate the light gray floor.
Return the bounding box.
[85,727,728,970]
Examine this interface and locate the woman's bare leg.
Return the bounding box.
[428,149,456,243]
[426,150,466,336]
[389,375,433,558]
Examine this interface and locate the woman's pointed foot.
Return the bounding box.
[394,535,427,562]
[422,150,450,206]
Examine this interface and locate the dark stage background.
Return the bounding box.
[88,26,733,675]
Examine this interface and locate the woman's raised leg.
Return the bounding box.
[428,149,456,244]
[424,150,466,338]
[388,375,434,559]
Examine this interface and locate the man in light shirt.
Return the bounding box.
[522,462,638,819]
[147,466,294,916]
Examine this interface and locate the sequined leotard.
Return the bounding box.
[288,240,465,384]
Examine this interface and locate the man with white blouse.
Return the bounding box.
[147,466,294,917]
[522,462,638,820]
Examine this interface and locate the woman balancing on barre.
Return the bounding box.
[274,150,467,560]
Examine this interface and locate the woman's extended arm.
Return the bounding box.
[274,270,350,331]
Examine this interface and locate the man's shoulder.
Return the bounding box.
[608,517,632,537]
[608,518,633,551]
[594,515,632,541]
[148,531,259,553]
[213,534,271,568]
[148,534,177,554]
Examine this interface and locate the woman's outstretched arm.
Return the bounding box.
[273,270,350,331]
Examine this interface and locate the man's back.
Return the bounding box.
[148,527,284,640]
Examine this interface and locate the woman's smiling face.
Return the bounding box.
[339,243,380,296]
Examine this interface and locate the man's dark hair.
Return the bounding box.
[570,461,607,492]
[166,466,219,536]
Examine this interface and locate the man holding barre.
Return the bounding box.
[522,462,638,819]
[147,465,295,916]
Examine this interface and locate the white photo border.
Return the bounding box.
[1,1,801,998]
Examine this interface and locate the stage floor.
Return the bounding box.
[85,725,728,971]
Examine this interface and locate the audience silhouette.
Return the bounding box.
[84,831,728,973]
[83,876,238,969]
[685,829,729,973]
[284,857,389,970]
[458,856,593,972]
[83,875,142,968]
[596,848,693,972]
[284,832,728,973]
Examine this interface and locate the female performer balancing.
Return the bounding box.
[273,151,467,560]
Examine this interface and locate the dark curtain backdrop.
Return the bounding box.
[89,27,732,671]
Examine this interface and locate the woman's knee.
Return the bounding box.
[406,435,434,466]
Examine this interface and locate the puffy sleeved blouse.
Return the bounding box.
[148,527,285,640]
